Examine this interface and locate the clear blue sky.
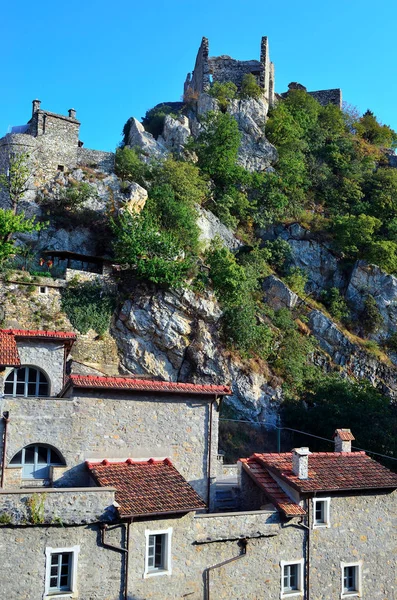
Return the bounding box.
[1,0,396,151]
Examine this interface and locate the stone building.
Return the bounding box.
[0,100,114,193]
[184,36,276,107]
[184,37,342,111]
[0,329,396,599]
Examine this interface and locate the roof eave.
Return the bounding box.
[119,506,206,519]
[63,383,229,397]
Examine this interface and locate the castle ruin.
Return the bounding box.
[184,36,342,110]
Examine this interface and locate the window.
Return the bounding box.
[4,366,49,397]
[45,546,79,598]
[39,286,48,294]
[341,562,362,598]
[313,497,331,528]
[280,559,304,598]
[144,528,172,578]
[10,444,64,479]
[57,165,64,172]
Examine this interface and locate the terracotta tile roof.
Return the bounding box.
[62,374,231,396]
[333,428,355,441]
[86,458,206,517]
[0,331,21,366]
[1,329,76,341]
[0,329,76,365]
[240,458,306,517]
[252,452,397,493]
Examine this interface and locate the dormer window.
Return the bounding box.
[4,366,49,397]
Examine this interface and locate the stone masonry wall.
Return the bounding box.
[308,491,397,600]
[77,147,115,173]
[2,339,66,396]
[207,57,264,90]
[0,391,219,503]
[0,487,116,525]
[308,88,342,108]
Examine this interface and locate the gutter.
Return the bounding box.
[100,521,130,600]
[207,397,215,510]
[1,411,10,488]
[204,538,247,600]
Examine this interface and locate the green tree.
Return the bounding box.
[355,110,397,149]
[360,295,383,336]
[0,210,44,264]
[112,211,192,287]
[115,147,148,186]
[331,214,381,257]
[239,74,262,100]
[0,151,31,212]
[208,82,237,111]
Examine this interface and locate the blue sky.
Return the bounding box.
[1,0,396,151]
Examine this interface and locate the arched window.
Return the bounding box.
[4,366,49,397]
[10,444,65,479]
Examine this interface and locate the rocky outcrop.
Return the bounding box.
[113,285,280,421]
[228,97,277,172]
[158,115,191,155]
[197,206,242,250]
[120,182,148,215]
[308,309,397,399]
[346,261,397,340]
[261,223,344,293]
[125,117,166,161]
[262,276,298,310]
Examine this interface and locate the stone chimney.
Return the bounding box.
[292,447,311,479]
[68,108,76,119]
[333,429,355,453]
[32,99,41,115]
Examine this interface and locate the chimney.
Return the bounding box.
[32,99,41,115]
[292,447,311,479]
[333,429,355,453]
[68,108,76,119]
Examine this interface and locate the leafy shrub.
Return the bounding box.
[283,267,308,296]
[112,212,192,288]
[386,331,397,352]
[0,210,44,264]
[222,303,273,359]
[115,147,148,186]
[61,282,116,335]
[141,104,179,139]
[261,239,292,271]
[208,82,237,111]
[354,110,397,149]
[57,181,97,211]
[320,287,350,322]
[239,73,262,100]
[359,295,383,336]
[150,158,208,207]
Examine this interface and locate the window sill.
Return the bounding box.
[281,591,303,599]
[144,569,172,579]
[341,593,360,598]
[313,523,330,529]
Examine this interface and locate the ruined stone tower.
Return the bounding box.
[184,36,276,107]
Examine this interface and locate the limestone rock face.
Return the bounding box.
[261,223,344,293]
[120,182,148,215]
[125,117,166,161]
[308,309,397,399]
[158,115,191,154]
[262,276,298,310]
[196,206,242,251]
[113,285,280,420]
[346,261,397,340]
[228,97,278,172]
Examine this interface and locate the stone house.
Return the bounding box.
[0,328,396,599]
[0,100,115,193]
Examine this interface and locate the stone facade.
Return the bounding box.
[0,334,395,599]
[0,100,115,197]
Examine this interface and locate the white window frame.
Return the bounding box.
[341,561,362,598]
[44,545,80,599]
[280,558,304,598]
[313,497,331,529]
[4,366,50,397]
[144,528,172,578]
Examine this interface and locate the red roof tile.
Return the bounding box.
[0,331,21,366]
[87,458,206,517]
[333,429,355,441]
[0,329,76,341]
[240,458,306,517]
[252,452,397,493]
[63,374,231,396]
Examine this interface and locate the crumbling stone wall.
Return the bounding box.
[77,147,115,173]
[308,88,342,108]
